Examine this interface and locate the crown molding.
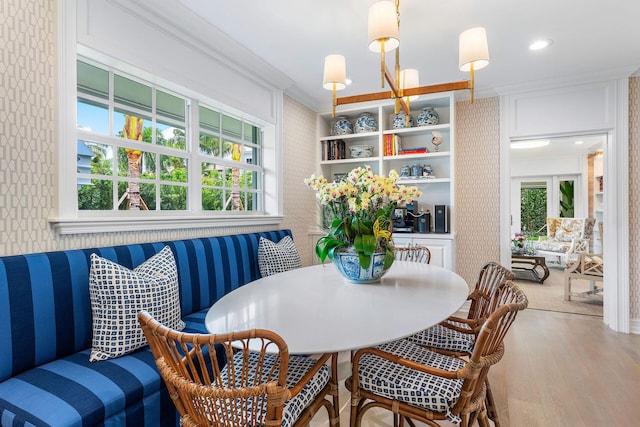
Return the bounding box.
[492,64,640,96]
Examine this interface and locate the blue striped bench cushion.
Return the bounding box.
[0,310,213,427]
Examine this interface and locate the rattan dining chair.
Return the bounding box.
[404,261,514,425]
[394,244,431,264]
[346,280,528,427]
[138,311,339,427]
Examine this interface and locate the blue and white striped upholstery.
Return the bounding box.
[357,339,466,424]
[0,230,293,426]
[222,352,330,427]
[406,321,476,353]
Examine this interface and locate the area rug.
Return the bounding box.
[512,265,603,317]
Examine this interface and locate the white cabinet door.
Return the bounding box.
[392,234,455,270]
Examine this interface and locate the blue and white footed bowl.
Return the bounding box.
[332,251,393,284]
[392,112,414,129]
[417,107,440,126]
[354,112,378,133]
[331,116,354,136]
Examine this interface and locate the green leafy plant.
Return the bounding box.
[305,166,422,268]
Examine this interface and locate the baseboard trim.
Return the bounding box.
[630,318,640,334]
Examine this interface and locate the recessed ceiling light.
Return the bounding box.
[510,139,550,149]
[529,39,552,51]
[574,140,584,145]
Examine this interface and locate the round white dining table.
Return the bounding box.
[205,261,469,354]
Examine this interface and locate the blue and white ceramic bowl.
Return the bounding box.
[354,112,378,133]
[392,112,414,129]
[331,116,353,135]
[417,107,440,126]
[349,145,374,158]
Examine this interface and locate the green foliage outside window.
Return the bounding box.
[559,180,575,218]
[520,187,547,238]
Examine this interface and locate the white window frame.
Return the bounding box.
[51,1,283,234]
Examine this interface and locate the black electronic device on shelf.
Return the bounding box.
[434,204,448,233]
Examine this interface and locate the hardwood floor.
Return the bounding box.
[311,309,640,426]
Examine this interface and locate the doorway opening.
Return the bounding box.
[509,134,604,317]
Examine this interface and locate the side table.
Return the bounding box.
[511,253,550,284]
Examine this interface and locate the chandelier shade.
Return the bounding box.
[322,54,347,90]
[459,27,490,72]
[367,1,400,53]
[400,68,420,101]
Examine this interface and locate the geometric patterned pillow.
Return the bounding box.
[257,236,302,277]
[89,246,185,362]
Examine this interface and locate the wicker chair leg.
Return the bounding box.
[477,405,492,427]
[484,378,501,427]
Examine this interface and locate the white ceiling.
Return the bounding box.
[170,0,640,113]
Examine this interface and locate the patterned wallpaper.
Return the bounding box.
[454,98,502,285]
[629,77,639,319]
[280,97,319,266]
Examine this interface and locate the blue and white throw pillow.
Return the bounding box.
[258,236,302,277]
[89,246,185,362]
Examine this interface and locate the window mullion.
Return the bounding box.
[189,99,200,212]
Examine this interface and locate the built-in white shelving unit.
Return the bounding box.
[315,93,457,270]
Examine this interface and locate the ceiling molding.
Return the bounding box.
[492,64,639,96]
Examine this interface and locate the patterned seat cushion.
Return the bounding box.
[258,236,302,277]
[406,321,476,353]
[357,339,466,424]
[221,351,330,427]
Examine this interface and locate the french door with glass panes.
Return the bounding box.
[511,175,582,239]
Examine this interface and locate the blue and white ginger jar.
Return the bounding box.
[354,112,378,133]
[392,112,414,129]
[417,107,440,126]
[331,116,353,136]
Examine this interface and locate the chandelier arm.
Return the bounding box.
[403,81,472,97]
[336,80,472,109]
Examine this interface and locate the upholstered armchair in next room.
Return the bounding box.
[535,217,596,266]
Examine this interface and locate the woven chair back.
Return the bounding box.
[452,280,528,415]
[394,244,431,264]
[138,311,290,427]
[467,262,515,322]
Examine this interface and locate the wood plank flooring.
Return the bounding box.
[310,309,640,426]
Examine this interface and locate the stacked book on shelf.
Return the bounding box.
[322,139,346,160]
[398,147,428,155]
[384,134,429,156]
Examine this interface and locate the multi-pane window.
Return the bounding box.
[76,59,263,213]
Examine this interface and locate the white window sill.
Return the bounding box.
[49,215,284,235]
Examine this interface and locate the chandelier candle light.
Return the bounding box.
[322,0,490,117]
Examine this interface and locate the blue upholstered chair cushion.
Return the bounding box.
[89,246,185,362]
[257,236,302,277]
[357,339,466,424]
[221,351,329,427]
[406,321,476,353]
